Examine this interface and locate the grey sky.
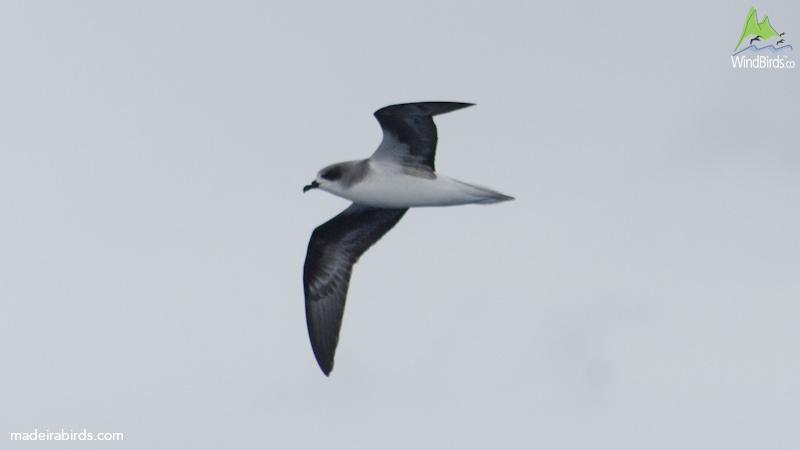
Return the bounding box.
[2,1,799,448]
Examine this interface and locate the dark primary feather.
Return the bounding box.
[303,204,407,375]
[372,102,474,172]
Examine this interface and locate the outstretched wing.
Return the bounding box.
[371,102,474,173]
[303,203,408,375]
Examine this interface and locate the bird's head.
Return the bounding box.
[303,163,348,194]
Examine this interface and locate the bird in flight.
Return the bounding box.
[750,36,762,45]
[302,102,514,375]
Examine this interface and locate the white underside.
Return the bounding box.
[321,160,513,208]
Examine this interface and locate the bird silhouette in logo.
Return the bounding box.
[750,36,762,45]
[777,39,785,45]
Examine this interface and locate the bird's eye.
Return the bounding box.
[321,166,343,181]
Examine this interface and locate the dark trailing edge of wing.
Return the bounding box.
[303,204,408,375]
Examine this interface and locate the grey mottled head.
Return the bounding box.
[303,161,370,194]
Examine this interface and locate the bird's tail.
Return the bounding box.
[452,179,515,204]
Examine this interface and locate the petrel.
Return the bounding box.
[302,102,514,375]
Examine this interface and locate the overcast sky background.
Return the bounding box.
[2,1,799,448]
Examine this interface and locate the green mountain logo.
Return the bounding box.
[733,6,791,54]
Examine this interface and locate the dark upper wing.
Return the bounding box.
[303,203,408,376]
[370,102,474,172]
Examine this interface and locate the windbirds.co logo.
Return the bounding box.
[731,7,795,69]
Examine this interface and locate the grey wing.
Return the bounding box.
[303,203,408,375]
[371,102,474,172]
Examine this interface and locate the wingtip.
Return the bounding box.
[374,101,476,118]
[319,361,333,376]
[311,344,334,376]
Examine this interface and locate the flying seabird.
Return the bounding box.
[777,39,785,45]
[302,102,514,375]
[750,36,762,44]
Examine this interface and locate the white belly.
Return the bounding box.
[326,163,511,208]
